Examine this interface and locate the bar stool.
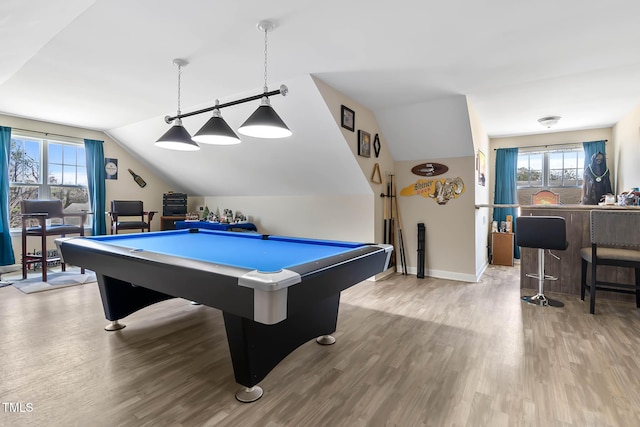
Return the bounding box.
[516,215,568,307]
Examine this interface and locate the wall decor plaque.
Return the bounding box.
[410,162,448,177]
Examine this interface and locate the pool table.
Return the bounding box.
[56,229,392,402]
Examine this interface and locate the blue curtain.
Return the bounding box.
[84,139,107,236]
[583,140,607,168]
[493,147,520,259]
[1,126,16,265]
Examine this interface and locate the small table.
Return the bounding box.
[57,229,392,402]
[492,232,514,266]
[175,220,257,232]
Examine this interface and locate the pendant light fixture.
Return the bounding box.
[238,20,292,139]
[156,20,291,150]
[155,59,200,151]
[192,100,241,145]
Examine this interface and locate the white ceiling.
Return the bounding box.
[2,0,640,194]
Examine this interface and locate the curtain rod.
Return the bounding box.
[9,127,85,141]
[494,139,608,151]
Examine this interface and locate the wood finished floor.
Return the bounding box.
[1,265,640,427]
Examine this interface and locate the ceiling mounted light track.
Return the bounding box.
[155,20,291,151]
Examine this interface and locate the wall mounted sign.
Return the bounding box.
[410,162,448,177]
[104,158,118,180]
[400,177,465,205]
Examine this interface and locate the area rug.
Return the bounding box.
[12,271,96,294]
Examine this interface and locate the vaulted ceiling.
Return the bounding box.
[2,0,640,195]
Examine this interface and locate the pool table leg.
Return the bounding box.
[104,320,126,331]
[96,274,175,331]
[316,335,336,345]
[224,293,341,402]
[235,386,264,403]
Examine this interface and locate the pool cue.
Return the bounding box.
[388,174,396,268]
[382,190,388,244]
[393,183,407,275]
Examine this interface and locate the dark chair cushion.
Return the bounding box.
[116,221,149,229]
[580,247,640,264]
[25,224,83,235]
[516,216,568,250]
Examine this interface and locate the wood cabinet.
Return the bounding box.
[492,232,514,266]
[160,215,186,231]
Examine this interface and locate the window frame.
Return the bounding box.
[8,133,91,232]
[517,146,584,189]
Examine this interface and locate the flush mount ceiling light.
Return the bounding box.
[537,116,561,128]
[156,20,291,150]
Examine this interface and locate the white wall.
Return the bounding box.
[395,156,477,282]
[467,100,491,279]
[314,77,396,245]
[612,104,640,192]
[202,195,373,242]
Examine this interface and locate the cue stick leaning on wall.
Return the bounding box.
[382,187,388,245]
[388,174,396,268]
[393,183,407,275]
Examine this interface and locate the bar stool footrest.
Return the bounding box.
[525,273,558,281]
[521,293,564,307]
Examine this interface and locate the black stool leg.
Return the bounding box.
[580,258,587,301]
[635,268,640,309]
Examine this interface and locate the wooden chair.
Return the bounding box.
[580,210,640,314]
[531,190,559,205]
[516,215,568,307]
[21,199,87,281]
[108,200,156,234]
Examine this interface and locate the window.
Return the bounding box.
[9,135,89,229]
[517,148,584,188]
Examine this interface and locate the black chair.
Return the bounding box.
[580,210,640,314]
[21,199,87,282]
[516,215,568,307]
[108,200,156,234]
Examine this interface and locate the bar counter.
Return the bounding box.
[519,204,640,302]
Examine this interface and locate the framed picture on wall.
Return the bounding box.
[477,150,486,186]
[358,130,371,157]
[341,105,355,131]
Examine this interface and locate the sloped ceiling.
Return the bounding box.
[2,1,640,197]
[108,75,371,196]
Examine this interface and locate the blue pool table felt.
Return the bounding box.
[88,230,364,273]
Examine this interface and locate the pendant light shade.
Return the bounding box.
[155,118,200,151]
[193,108,241,145]
[155,59,200,151]
[238,97,292,138]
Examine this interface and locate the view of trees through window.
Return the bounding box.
[9,136,89,228]
[517,148,584,188]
